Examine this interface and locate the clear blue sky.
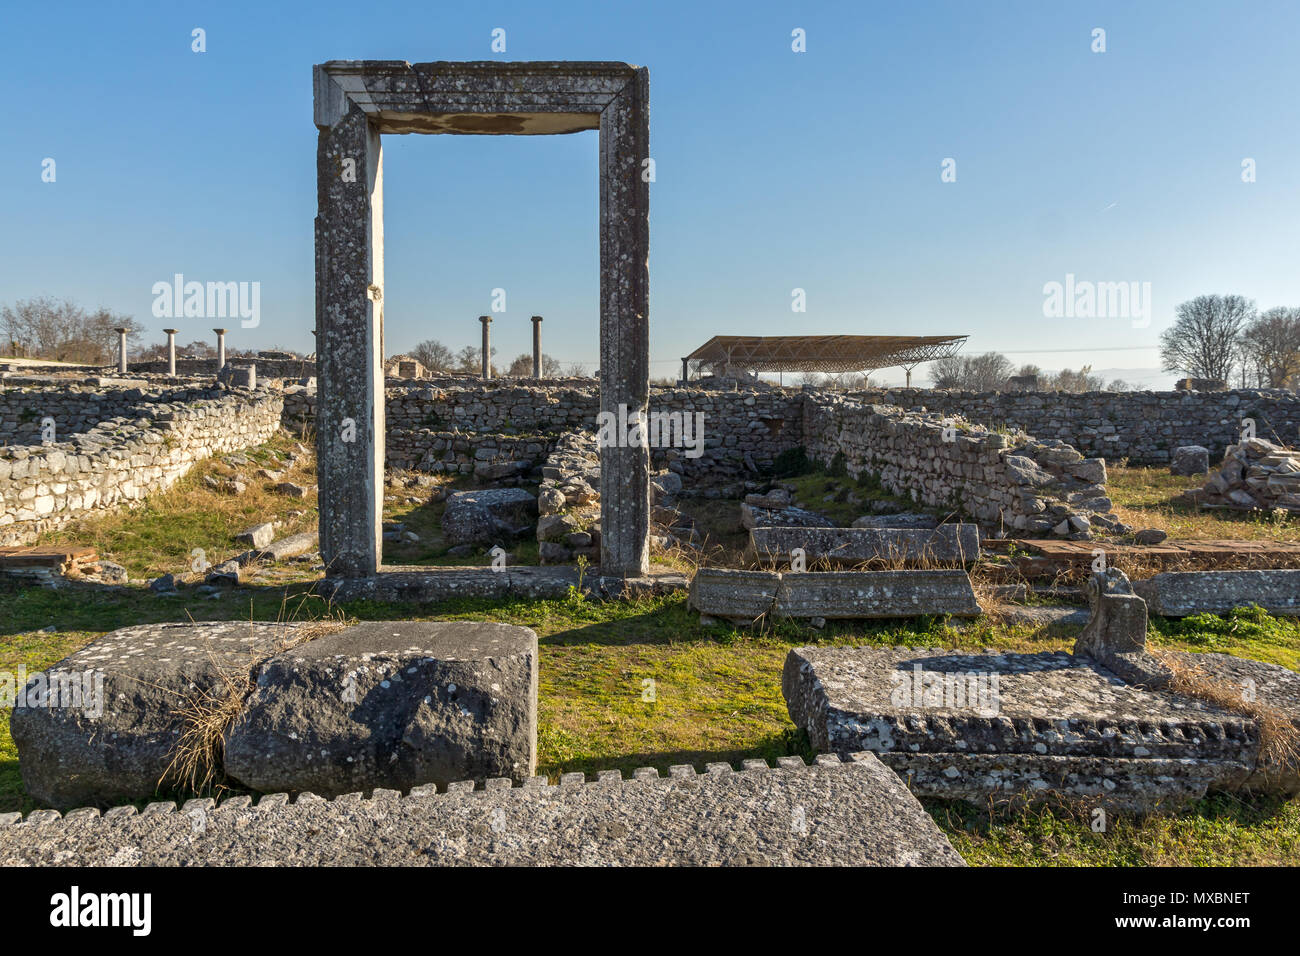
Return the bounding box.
[3,0,1298,385]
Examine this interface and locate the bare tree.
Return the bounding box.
[930,352,1011,390]
[929,355,967,388]
[1160,294,1254,382]
[1240,307,1300,388]
[2,297,142,364]
[1045,365,1106,392]
[411,338,455,372]
[455,344,497,373]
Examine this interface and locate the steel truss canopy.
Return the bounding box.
[685,334,969,375]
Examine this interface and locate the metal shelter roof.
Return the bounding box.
[684,334,968,374]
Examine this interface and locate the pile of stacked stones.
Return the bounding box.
[534,430,693,563]
[536,431,602,563]
[1185,437,1300,513]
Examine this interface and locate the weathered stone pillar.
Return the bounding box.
[531,315,543,378]
[598,69,651,577]
[681,357,688,384]
[315,101,385,577]
[163,328,178,376]
[213,328,227,370]
[114,327,128,373]
[479,315,492,379]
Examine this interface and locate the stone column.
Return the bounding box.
[315,101,385,577]
[681,357,688,384]
[163,328,178,376]
[531,315,543,378]
[598,69,651,577]
[213,328,227,370]
[114,327,128,373]
[479,315,492,379]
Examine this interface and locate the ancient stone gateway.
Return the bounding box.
[313,60,650,577]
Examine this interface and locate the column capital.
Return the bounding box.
[478,314,492,324]
[531,314,543,323]
[212,328,228,335]
[162,328,179,335]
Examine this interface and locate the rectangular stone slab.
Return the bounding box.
[782,645,1259,763]
[751,524,980,566]
[777,570,981,619]
[689,569,980,621]
[0,755,965,867]
[1134,569,1300,616]
[687,568,781,620]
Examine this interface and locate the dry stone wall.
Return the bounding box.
[1,388,157,445]
[283,383,804,483]
[852,387,1300,465]
[0,386,283,545]
[802,395,1119,534]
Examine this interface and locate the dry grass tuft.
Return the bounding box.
[1149,648,1300,771]
[161,593,353,797]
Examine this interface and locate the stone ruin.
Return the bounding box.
[4,58,1300,864]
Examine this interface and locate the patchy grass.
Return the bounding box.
[1108,465,1299,541]
[780,471,921,527]
[34,432,318,580]
[2,583,1298,865]
[935,793,1300,866]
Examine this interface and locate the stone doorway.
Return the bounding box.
[313,60,649,578]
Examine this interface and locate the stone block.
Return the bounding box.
[9,623,307,809]
[1170,445,1210,476]
[689,568,980,621]
[775,570,980,619]
[441,488,537,545]
[1072,568,1171,688]
[0,754,963,866]
[252,531,319,563]
[1134,570,1300,617]
[224,621,537,797]
[688,568,780,621]
[236,522,276,549]
[782,645,1257,763]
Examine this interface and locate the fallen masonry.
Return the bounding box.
[0,754,965,867]
[688,568,981,623]
[782,637,1300,809]
[224,622,536,796]
[1134,569,1300,617]
[441,487,538,546]
[749,524,980,567]
[10,621,539,808]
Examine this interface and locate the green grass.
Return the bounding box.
[780,471,923,526]
[1108,465,1300,541]
[2,581,1298,866]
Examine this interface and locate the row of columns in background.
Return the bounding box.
[113,315,546,380]
[113,328,229,375]
[478,314,544,379]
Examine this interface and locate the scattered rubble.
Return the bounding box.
[1185,437,1300,513]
